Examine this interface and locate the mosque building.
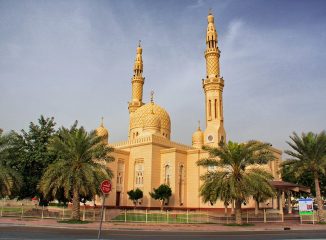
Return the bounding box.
[96,12,282,209]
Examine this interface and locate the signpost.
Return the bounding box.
[98,180,112,240]
[298,198,313,215]
[299,198,314,224]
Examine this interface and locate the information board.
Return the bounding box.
[298,198,313,215]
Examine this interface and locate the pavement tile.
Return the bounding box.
[1,217,326,232]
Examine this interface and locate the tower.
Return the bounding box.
[202,11,226,146]
[128,41,145,115]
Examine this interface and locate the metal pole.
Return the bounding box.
[21,204,24,220]
[1,198,4,217]
[97,194,106,240]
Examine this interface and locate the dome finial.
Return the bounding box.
[100,116,104,127]
[208,8,213,15]
[150,90,154,103]
[150,90,155,114]
[197,120,201,130]
[138,40,141,47]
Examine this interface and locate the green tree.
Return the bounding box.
[197,140,275,225]
[282,131,326,222]
[127,188,143,208]
[39,122,114,220]
[5,116,56,203]
[149,184,172,210]
[0,130,22,197]
[282,164,326,198]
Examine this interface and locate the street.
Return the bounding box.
[1,226,326,239]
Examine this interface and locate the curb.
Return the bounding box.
[1,222,326,232]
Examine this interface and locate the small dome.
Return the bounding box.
[207,13,214,23]
[96,119,109,141]
[192,125,204,145]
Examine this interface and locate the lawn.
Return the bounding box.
[112,212,208,223]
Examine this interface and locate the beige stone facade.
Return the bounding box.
[97,13,282,209]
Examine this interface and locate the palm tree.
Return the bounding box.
[252,188,275,216]
[0,130,22,198]
[283,131,326,222]
[39,123,114,220]
[197,140,275,225]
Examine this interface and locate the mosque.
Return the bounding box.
[95,12,282,209]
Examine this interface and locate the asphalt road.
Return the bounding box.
[1,226,326,239]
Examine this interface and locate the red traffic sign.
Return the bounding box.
[100,180,112,194]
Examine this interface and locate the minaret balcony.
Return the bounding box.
[202,77,224,90]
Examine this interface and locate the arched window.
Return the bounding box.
[135,160,144,187]
[164,164,171,186]
[208,100,212,118]
[179,165,184,205]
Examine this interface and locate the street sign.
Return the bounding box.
[298,198,313,215]
[98,179,112,240]
[100,180,112,194]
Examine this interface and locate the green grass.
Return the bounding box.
[112,213,207,223]
[224,223,255,227]
[1,207,22,212]
[317,222,326,224]
[57,220,92,224]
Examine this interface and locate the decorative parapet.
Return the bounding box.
[151,135,193,151]
[110,134,194,151]
[110,135,152,148]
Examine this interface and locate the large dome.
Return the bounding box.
[130,102,171,133]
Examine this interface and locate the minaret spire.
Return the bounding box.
[128,41,145,115]
[202,11,226,146]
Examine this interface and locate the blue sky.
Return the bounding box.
[1,0,325,153]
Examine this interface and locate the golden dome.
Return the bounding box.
[96,118,109,139]
[143,109,161,129]
[192,124,204,145]
[130,102,171,132]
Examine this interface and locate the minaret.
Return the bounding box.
[202,11,226,146]
[128,41,145,114]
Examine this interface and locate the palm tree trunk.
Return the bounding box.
[255,200,259,216]
[224,203,228,216]
[72,188,80,220]
[314,175,325,222]
[235,200,242,225]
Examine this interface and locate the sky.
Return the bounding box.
[1,0,325,154]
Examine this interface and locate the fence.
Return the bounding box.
[109,209,285,224]
[300,212,318,224]
[2,198,304,224]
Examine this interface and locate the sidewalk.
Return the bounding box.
[1,217,326,232]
